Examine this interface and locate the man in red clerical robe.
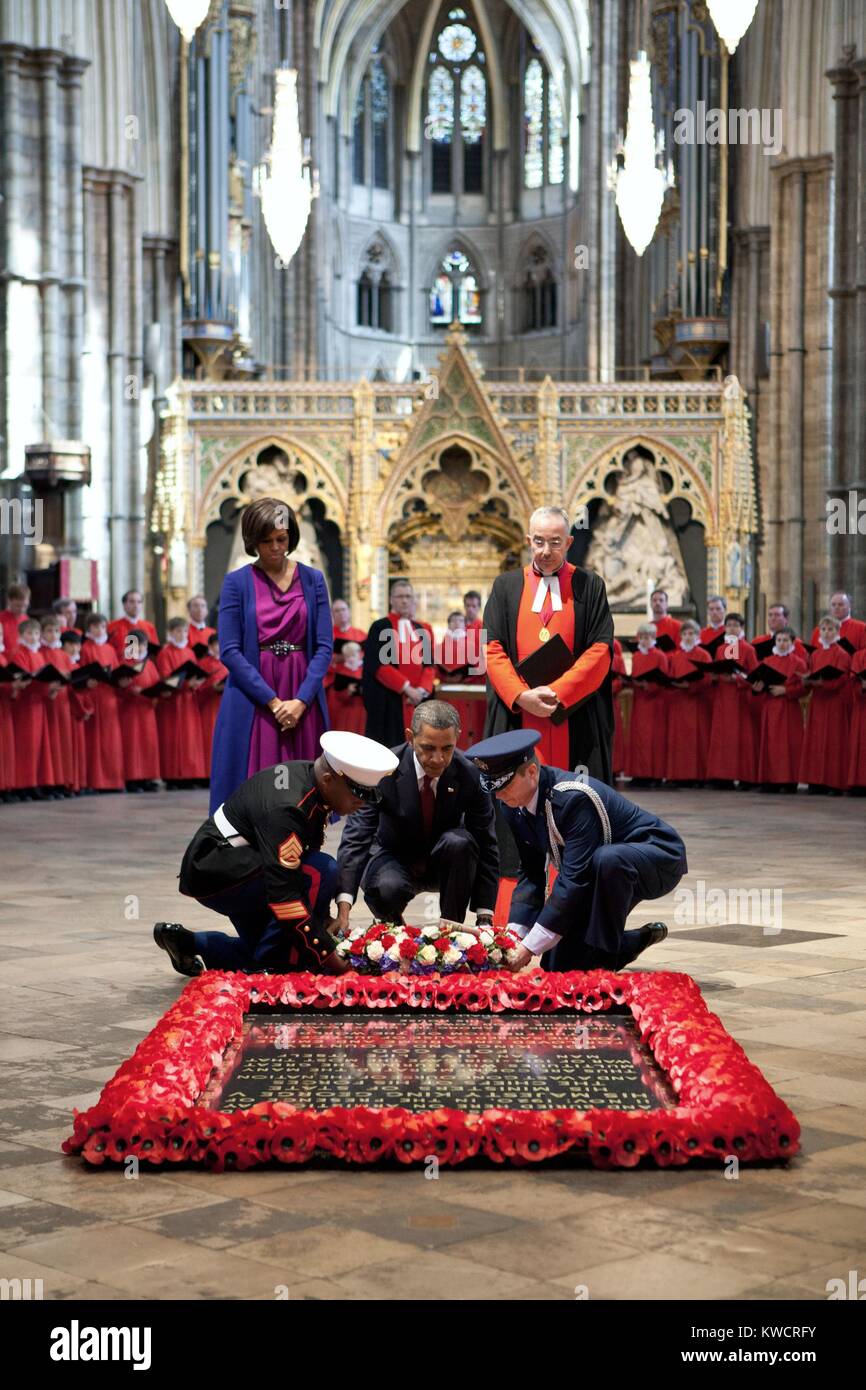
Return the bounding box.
[9,618,58,796]
[650,589,681,646]
[847,648,866,791]
[611,637,626,778]
[81,614,125,791]
[799,616,852,792]
[196,634,228,777]
[0,583,31,654]
[117,628,162,790]
[156,617,207,786]
[753,626,807,790]
[705,613,758,786]
[362,579,436,745]
[187,593,217,649]
[810,592,866,652]
[624,623,669,784]
[108,590,159,658]
[483,507,613,778]
[663,620,712,783]
[752,603,809,661]
[700,595,728,649]
[40,616,77,794]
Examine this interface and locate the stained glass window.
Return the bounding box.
[548,81,564,185]
[460,65,485,144]
[430,249,482,327]
[429,273,453,323]
[524,58,544,189]
[443,249,470,275]
[459,274,481,324]
[438,22,476,62]
[427,65,454,142]
[371,60,389,189]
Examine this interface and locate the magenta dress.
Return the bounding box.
[247,567,326,774]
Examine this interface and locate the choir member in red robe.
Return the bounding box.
[752,602,809,661]
[649,589,681,646]
[325,639,366,736]
[156,616,207,786]
[664,619,712,784]
[847,647,866,792]
[52,597,80,634]
[0,629,19,800]
[325,597,367,716]
[705,612,758,787]
[107,590,159,658]
[0,583,31,654]
[187,593,217,649]
[196,632,228,777]
[611,637,626,779]
[810,591,866,652]
[434,611,485,750]
[799,615,852,793]
[8,617,58,797]
[625,622,669,784]
[700,595,728,650]
[484,507,613,776]
[80,613,125,791]
[61,629,92,794]
[362,579,436,745]
[117,628,162,791]
[39,616,77,795]
[753,626,807,792]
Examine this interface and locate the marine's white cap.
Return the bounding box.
[320,731,398,796]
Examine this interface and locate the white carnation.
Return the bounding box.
[489,948,503,963]
[366,940,385,961]
[505,947,523,966]
[417,944,438,965]
[443,946,462,966]
[421,923,440,940]
[479,929,494,947]
[453,932,476,951]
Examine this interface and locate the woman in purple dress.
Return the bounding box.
[209,498,333,812]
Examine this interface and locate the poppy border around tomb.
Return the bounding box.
[62,969,800,1170]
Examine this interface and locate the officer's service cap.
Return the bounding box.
[320,731,399,802]
[464,729,541,792]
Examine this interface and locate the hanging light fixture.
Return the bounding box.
[164,0,211,43]
[706,0,760,54]
[609,51,672,257]
[256,69,315,268]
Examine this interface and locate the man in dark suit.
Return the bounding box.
[466,729,686,972]
[334,700,499,931]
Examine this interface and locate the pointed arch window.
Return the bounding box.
[357,242,396,332]
[521,246,557,332]
[352,56,391,189]
[523,54,564,188]
[430,248,482,327]
[425,5,486,196]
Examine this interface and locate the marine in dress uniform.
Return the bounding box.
[153,732,398,976]
[466,730,686,973]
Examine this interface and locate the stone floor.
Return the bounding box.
[1,784,865,1301]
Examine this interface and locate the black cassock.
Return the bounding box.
[502,764,687,969]
[483,564,615,874]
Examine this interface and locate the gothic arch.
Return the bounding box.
[564,434,716,534]
[196,435,349,542]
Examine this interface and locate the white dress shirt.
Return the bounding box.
[508,787,562,957]
[336,754,439,908]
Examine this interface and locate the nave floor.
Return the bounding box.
[1,786,865,1302]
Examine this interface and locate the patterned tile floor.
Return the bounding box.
[1,786,865,1301]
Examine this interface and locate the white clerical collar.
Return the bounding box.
[680,639,698,651]
[819,637,837,649]
[167,635,187,648]
[43,640,62,649]
[190,620,206,629]
[531,572,563,614]
[413,751,439,793]
[20,638,40,652]
[638,640,655,652]
[708,620,725,630]
[89,633,108,645]
[771,645,791,658]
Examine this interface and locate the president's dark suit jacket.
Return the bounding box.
[335,743,499,911]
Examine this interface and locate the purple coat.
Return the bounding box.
[209,562,333,812]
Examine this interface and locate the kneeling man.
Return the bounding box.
[466,730,686,972]
[154,732,398,976]
[335,700,499,932]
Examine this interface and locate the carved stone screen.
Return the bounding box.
[202,1012,677,1113]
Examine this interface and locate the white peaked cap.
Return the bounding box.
[320,731,399,785]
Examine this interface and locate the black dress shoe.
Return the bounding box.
[620,922,668,968]
[153,923,205,978]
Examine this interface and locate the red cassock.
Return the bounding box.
[0,610,26,654]
[847,649,866,789]
[156,643,206,780]
[7,645,57,788]
[810,616,866,652]
[80,640,125,790]
[376,613,436,735]
[705,639,758,783]
[325,622,367,723]
[611,639,626,776]
[755,652,807,785]
[664,646,712,781]
[196,654,228,775]
[118,660,162,782]
[436,627,486,751]
[625,646,669,780]
[325,623,367,688]
[752,631,809,661]
[798,644,852,790]
[653,615,681,645]
[188,624,216,647]
[68,683,92,792]
[326,670,367,736]
[40,646,77,791]
[0,655,17,791]
[486,562,610,769]
[107,616,159,659]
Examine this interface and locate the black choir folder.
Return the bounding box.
[515,634,593,726]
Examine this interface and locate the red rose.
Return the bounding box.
[435,935,451,954]
[399,938,419,959]
[467,943,487,966]
[381,933,396,950]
